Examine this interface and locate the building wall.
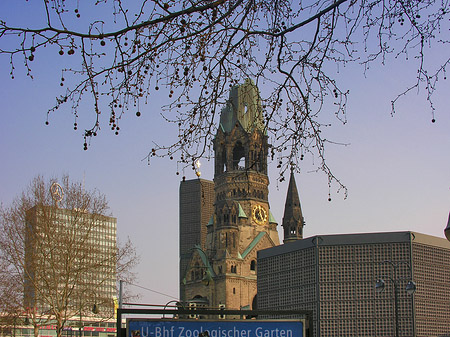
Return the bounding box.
[179,180,215,277]
[182,246,261,310]
[412,236,450,337]
[258,244,318,335]
[318,241,414,337]
[258,232,450,337]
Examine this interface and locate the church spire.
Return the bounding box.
[282,168,305,243]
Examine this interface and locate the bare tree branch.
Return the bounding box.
[1,0,448,195]
[0,175,138,337]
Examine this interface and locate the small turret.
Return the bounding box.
[282,169,305,243]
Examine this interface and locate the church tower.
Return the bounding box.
[181,79,280,311]
[281,169,305,243]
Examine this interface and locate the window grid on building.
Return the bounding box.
[258,232,450,337]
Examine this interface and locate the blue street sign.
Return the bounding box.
[127,320,304,337]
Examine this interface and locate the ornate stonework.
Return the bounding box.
[180,79,304,313]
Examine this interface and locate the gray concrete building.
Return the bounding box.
[257,231,450,337]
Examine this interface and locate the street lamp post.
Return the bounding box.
[162,300,186,319]
[375,261,416,337]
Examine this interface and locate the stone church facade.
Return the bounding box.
[179,79,305,311]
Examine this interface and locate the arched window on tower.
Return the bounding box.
[233,142,246,170]
[290,227,297,235]
[222,150,227,172]
[250,260,256,271]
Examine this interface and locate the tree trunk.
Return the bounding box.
[56,317,64,337]
[34,325,39,337]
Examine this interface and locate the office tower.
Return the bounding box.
[24,205,117,318]
[179,179,215,301]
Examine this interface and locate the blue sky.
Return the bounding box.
[1,0,450,305]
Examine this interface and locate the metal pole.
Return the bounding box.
[116,308,122,337]
[117,281,124,337]
[377,260,416,337]
[391,261,400,337]
[119,280,124,309]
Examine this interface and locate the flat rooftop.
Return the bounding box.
[258,231,450,259]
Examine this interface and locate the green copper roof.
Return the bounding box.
[268,210,277,224]
[207,215,214,226]
[193,245,216,277]
[218,79,265,134]
[241,231,266,259]
[238,203,248,218]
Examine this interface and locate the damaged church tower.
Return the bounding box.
[180,79,304,311]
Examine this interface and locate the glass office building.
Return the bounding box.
[24,206,117,319]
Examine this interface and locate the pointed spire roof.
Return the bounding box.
[282,168,305,243]
[282,169,304,224]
